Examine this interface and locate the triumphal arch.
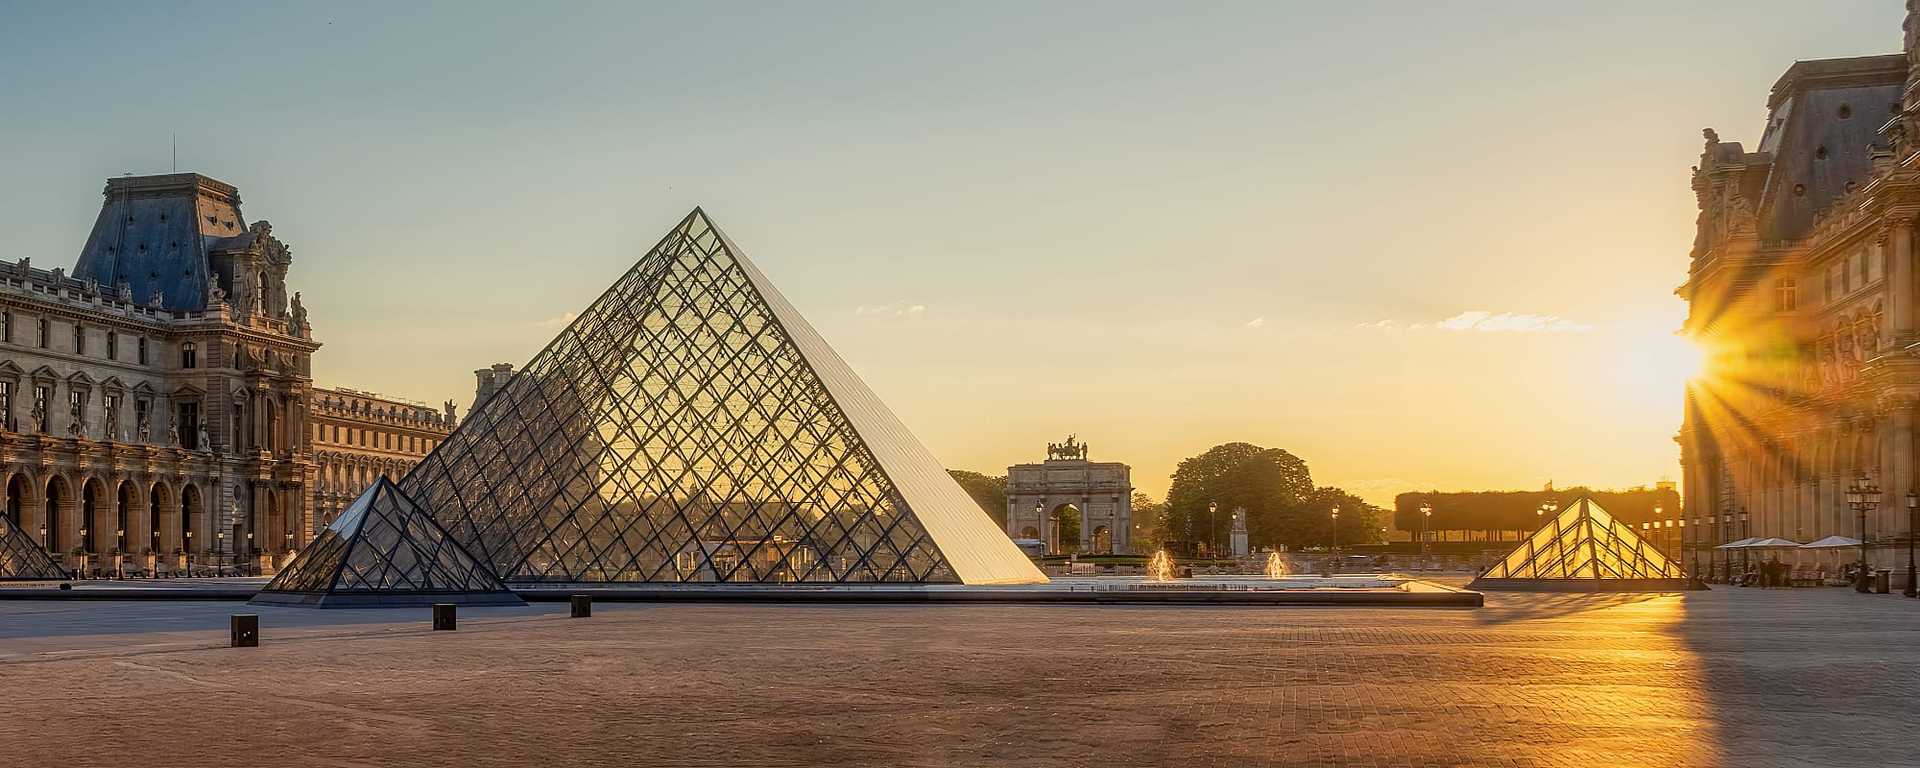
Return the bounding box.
[1005,436,1133,554]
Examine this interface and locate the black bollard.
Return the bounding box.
[570,594,592,618]
[432,603,457,631]
[230,614,259,647]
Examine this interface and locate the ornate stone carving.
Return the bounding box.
[1047,435,1089,461]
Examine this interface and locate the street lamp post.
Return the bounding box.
[1905,491,1917,599]
[184,530,194,575]
[1846,475,1879,593]
[216,531,226,578]
[1207,501,1218,558]
[1330,507,1340,574]
[1728,514,1743,583]
[1033,501,1046,555]
[1737,509,1751,579]
[1653,504,1666,558]
[1419,502,1433,562]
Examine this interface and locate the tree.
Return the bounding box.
[946,469,1008,528]
[1130,491,1168,552]
[1164,443,1314,554]
[1306,486,1384,550]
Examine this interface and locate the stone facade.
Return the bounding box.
[1680,7,1920,583]
[311,388,456,529]
[1004,437,1132,554]
[0,174,318,575]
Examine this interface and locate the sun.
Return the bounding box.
[1607,327,1708,411]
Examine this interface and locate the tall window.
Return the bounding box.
[106,331,117,361]
[180,342,197,369]
[69,390,86,430]
[0,311,9,343]
[73,324,85,355]
[37,319,49,348]
[1775,279,1798,311]
[0,381,11,431]
[177,402,199,450]
[137,336,147,365]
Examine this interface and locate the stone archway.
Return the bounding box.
[1049,503,1081,555]
[4,472,25,527]
[114,479,133,555]
[181,484,202,557]
[1091,525,1112,554]
[82,477,108,554]
[44,474,70,554]
[149,480,172,556]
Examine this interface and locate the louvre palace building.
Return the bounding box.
[0,173,453,576]
[1679,9,1920,585]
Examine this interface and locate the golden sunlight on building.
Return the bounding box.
[1679,9,1920,590]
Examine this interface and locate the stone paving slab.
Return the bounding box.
[0,585,1913,767]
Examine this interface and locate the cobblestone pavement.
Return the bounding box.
[0,585,1913,768]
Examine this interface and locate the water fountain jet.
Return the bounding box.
[1147,551,1176,581]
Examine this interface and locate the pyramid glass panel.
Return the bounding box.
[253,478,521,607]
[0,515,68,580]
[398,209,1045,586]
[1470,497,1690,592]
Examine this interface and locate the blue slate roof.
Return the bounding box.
[72,173,248,312]
[1755,55,1906,242]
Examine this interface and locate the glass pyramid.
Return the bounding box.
[399,209,1044,586]
[253,477,521,607]
[1469,497,1689,591]
[0,515,68,581]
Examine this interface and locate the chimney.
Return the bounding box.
[473,363,517,408]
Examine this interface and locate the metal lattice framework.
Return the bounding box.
[0,515,68,580]
[257,477,513,602]
[1478,497,1685,582]
[398,209,1044,585]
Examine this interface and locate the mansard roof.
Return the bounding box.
[72,173,248,312]
[1753,55,1906,242]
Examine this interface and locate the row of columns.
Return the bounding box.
[1690,409,1916,570]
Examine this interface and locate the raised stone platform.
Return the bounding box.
[0,575,1483,607]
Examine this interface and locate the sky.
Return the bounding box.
[0,1,1906,507]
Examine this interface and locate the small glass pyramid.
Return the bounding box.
[0,515,68,581]
[252,477,522,607]
[398,209,1044,586]
[1469,497,1691,591]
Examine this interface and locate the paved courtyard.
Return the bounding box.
[0,584,1913,768]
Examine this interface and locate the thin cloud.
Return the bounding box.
[534,311,578,328]
[854,302,927,320]
[1435,310,1590,333]
[1243,317,1266,329]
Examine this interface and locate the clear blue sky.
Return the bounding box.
[0,1,1903,503]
